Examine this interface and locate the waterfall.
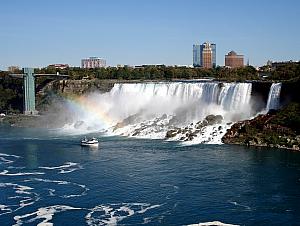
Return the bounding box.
[218,83,252,112]
[61,81,254,143]
[109,82,252,121]
[266,83,282,111]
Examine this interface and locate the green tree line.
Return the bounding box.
[35,65,260,81]
[0,71,23,113]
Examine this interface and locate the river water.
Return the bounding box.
[0,126,300,225]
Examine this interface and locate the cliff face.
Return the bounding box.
[41,79,115,95]
[281,78,300,104]
[222,103,300,151]
[251,81,272,112]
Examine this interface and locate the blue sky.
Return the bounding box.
[1,0,299,70]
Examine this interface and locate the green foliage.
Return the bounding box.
[32,65,262,81]
[267,62,300,81]
[271,102,300,133]
[0,71,23,113]
[230,102,300,148]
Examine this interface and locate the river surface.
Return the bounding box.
[0,126,300,225]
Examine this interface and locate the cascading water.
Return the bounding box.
[266,83,282,111]
[60,82,254,144]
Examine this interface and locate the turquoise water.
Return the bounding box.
[0,126,300,225]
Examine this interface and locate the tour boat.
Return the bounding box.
[81,137,99,147]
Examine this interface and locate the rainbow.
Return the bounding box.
[64,95,115,128]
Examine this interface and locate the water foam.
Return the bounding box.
[0,170,45,176]
[39,162,83,174]
[13,205,82,226]
[0,153,21,165]
[12,203,161,226]
[0,157,14,164]
[23,178,89,198]
[85,203,161,226]
[187,221,239,226]
[0,153,21,158]
[229,201,251,211]
[0,182,39,215]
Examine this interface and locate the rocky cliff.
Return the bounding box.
[41,79,115,96]
[222,103,300,151]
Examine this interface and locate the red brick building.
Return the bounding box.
[225,51,244,68]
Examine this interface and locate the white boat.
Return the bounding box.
[81,137,99,147]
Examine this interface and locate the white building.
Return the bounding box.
[81,57,106,69]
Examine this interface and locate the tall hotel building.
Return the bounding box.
[211,43,216,68]
[202,42,213,69]
[193,42,216,68]
[193,44,202,67]
[81,57,106,69]
[225,51,244,68]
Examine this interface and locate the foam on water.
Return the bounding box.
[12,203,161,226]
[0,153,21,158]
[85,203,161,226]
[229,201,251,211]
[23,178,89,198]
[0,159,86,220]
[39,162,83,174]
[0,157,14,164]
[0,153,21,165]
[0,183,39,215]
[13,205,82,226]
[187,221,239,226]
[0,204,12,216]
[0,170,45,176]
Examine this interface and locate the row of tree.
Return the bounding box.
[36,62,300,81]
[8,61,299,82]
[34,65,260,81]
[260,61,300,80]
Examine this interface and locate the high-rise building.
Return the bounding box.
[81,57,106,69]
[211,43,216,68]
[192,42,216,68]
[193,44,201,67]
[202,42,213,69]
[225,51,244,68]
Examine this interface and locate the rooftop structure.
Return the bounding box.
[48,64,69,69]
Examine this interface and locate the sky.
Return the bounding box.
[0,0,299,70]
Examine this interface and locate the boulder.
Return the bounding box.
[165,129,178,138]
